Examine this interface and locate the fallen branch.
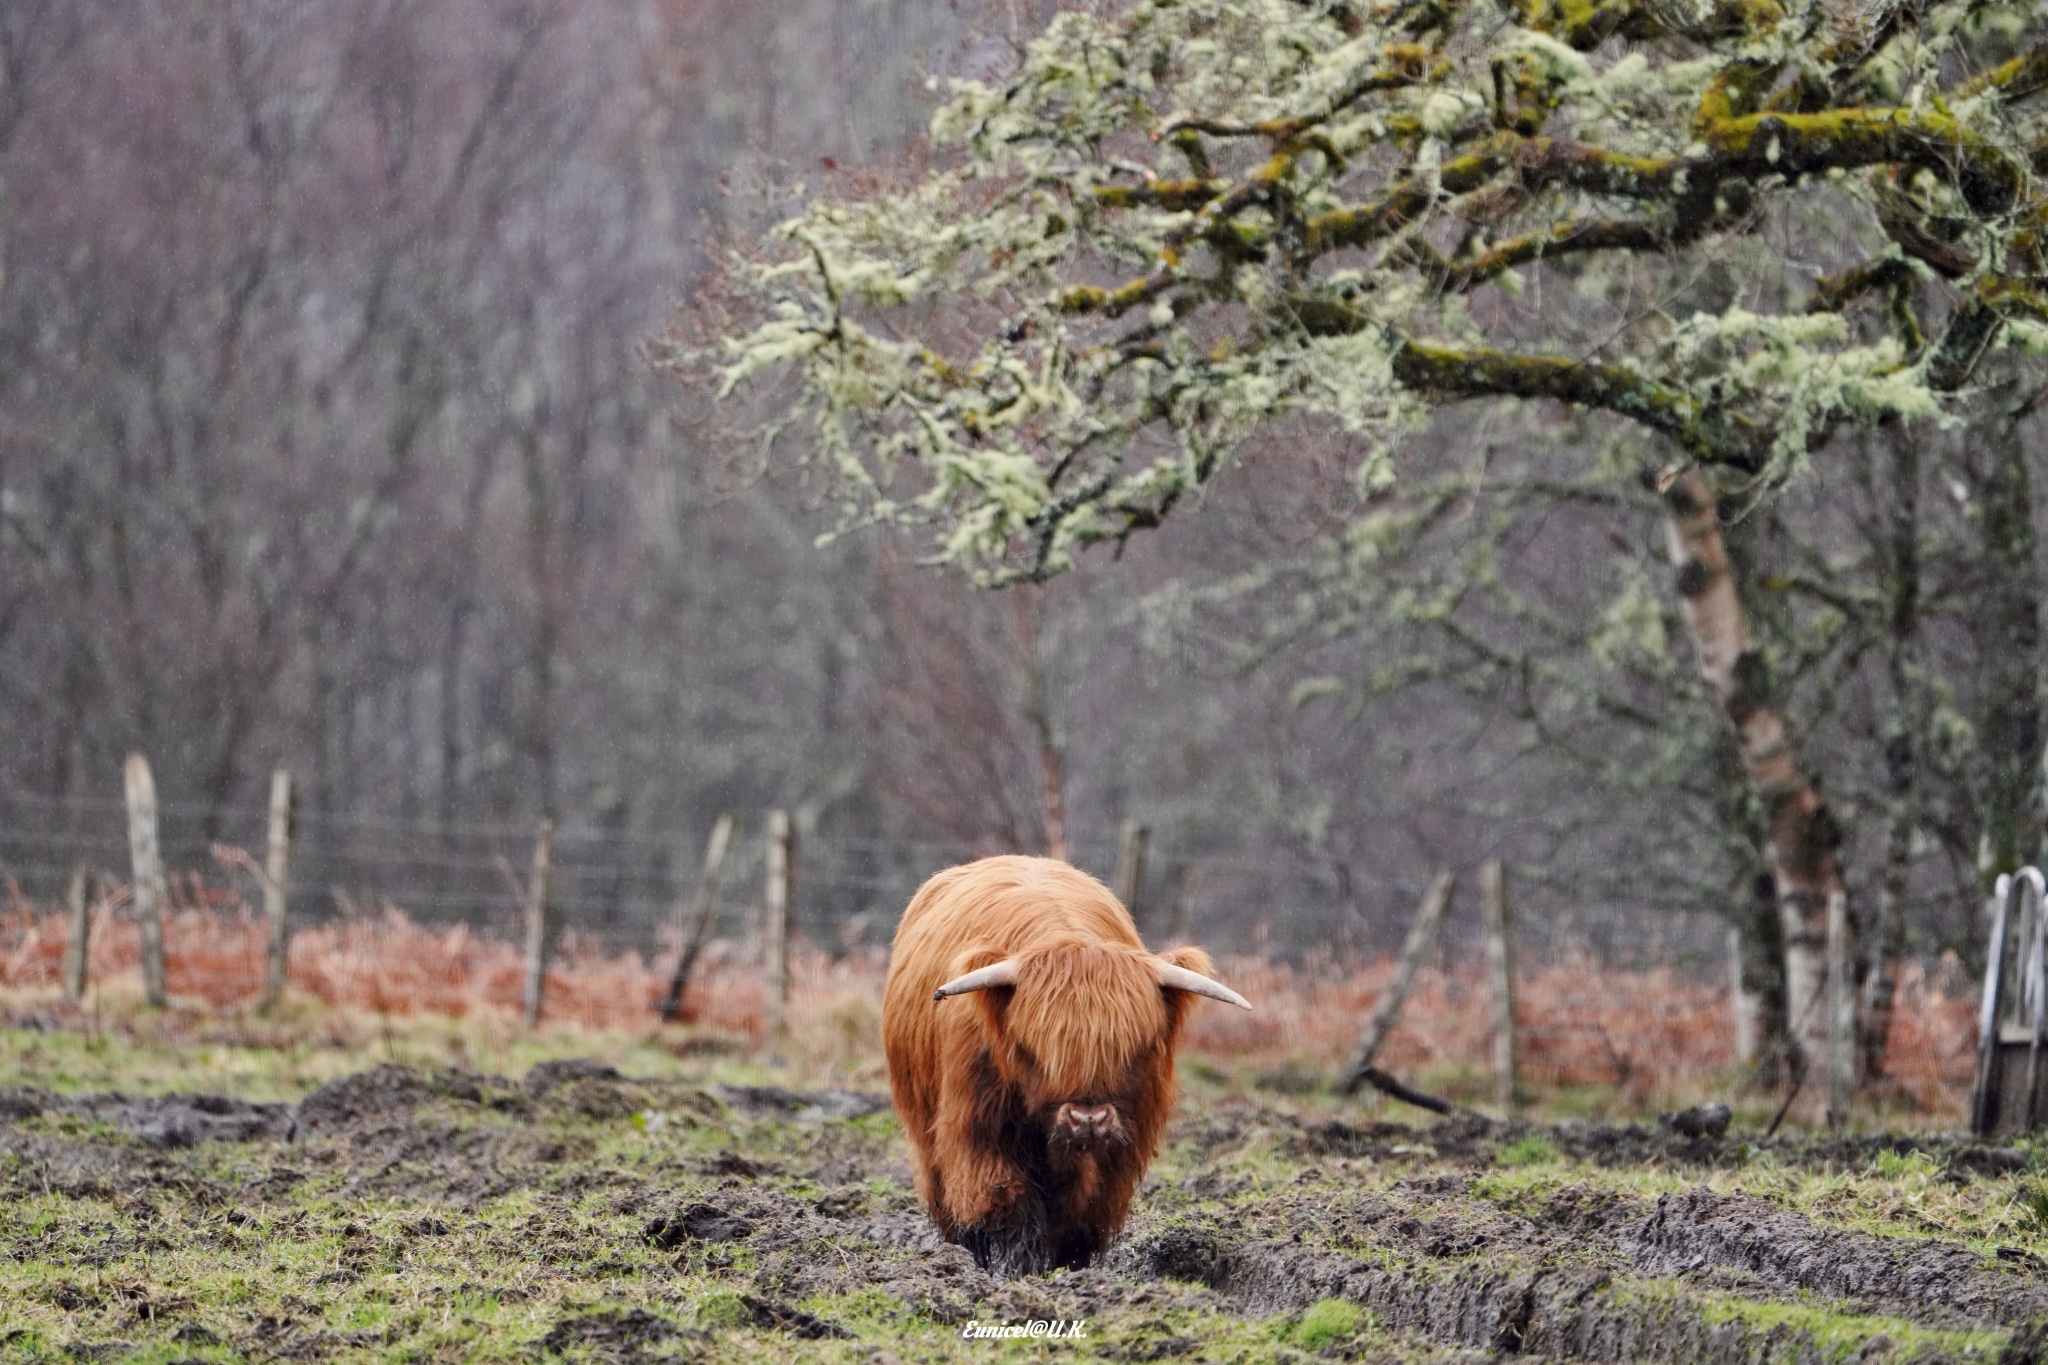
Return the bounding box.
[1765,1054,1807,1139]
[1352,1064,1468,1117]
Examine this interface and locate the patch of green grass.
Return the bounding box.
[2012,1180,2048,1239]
[1873,1148,1939,1181]
[1688,1287,2008,1362]
[1466,1137,2048,1269]
[1284,1297,1363,1349]
[1468,1165,1566,1212]
[692,1287,753,1331]
[800,1286,917,1333]
[1495,1132,1561,1168]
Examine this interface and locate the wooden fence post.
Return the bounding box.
[1972,876,2014,1136]
[658,813,735,1022]
[124,753,167,1007]
[1340,869,1455,1094]
[521,818,557,1028]
[1825,888,1855,1130]
[1113,819,1149,922]
[762,810,794,1042]
[1480,861,1517,1113]
[1168,863,1199,943]
[260,769,295,1013]
[1728,924,1758,1067]
[62,861,94,1003]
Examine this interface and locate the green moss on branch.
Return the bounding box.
[1390,340,1767,471]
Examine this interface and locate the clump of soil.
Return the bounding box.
[736,1295,853,1339]
[710,1085,889,1122]
[543,1307,696,1363]
[0,1084,293,1147]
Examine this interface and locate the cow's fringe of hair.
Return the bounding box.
[1001,942,1176,1096]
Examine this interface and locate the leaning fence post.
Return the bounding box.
[521,818,557,1028]
[658,813,735,1022]
[124,753,168,1007]
[62,861,94,1003]
[762,810,794,1042]
[1113,819,1149,921]
[260,769,296,1013]
[1825,887,1855,1130]
[1340,869,1455,1095]
[1480,861,1517,1113]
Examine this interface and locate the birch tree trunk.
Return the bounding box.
[1664,471,1846,1077]
[1710,726,1790,1074]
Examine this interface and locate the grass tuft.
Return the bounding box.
[1497,1131,1561,1167]
[1285,1297,1364,1349]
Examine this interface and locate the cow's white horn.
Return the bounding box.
[932,959,1021,1000]
[1154,961,1252,1010]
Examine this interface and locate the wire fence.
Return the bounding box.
[0,896,1983,1121]
[0,780,1992,1118]
[0,788,1737,972]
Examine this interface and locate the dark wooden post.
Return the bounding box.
[124,754,167,1007]
[1340,870,1455,1094]
[658,813,735,1022]
[521,818,557,1028]
[62,861,94,1003]
[1480,861,1517,1113]
[260,769,296,1013]
[762,810,793,1041]
[1972,876,2013,1137]
[2027,875,2048,1133]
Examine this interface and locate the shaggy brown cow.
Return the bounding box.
[882,855,1249,1274]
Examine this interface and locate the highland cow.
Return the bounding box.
[882,855,1250,1274]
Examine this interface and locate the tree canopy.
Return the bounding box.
[707,0,2048,580]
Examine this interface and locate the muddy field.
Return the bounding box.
[3,1039,2048,1363]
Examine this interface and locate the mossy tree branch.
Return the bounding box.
[701,0,2045,580]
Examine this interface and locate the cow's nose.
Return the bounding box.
[1055,1102,1117,1141]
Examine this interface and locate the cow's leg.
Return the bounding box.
[931,1070,1052,1272]
[931,1091,1028,1232]
[1040,1145,1107,1268]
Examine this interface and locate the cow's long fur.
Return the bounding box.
[882,855,1220,1274]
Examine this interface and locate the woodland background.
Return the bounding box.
[0,0,2038,1043]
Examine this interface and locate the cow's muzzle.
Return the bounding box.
[1052,1102,1123,1145]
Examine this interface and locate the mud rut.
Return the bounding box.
[3,1061,2045,1363]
